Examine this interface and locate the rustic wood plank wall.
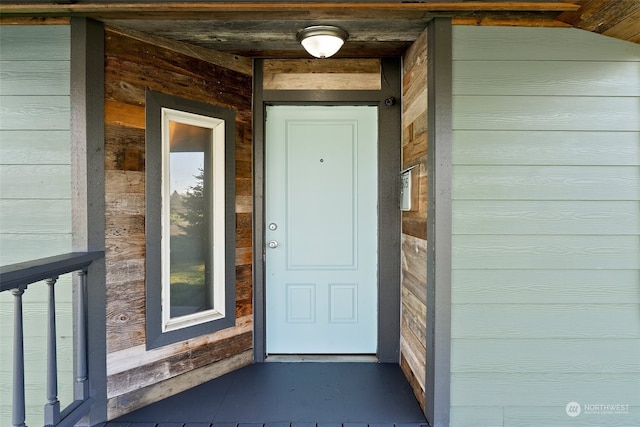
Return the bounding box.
[450,26,640,426]
[400,27,428,411]
[263,59,381,90]
[559,0,640,44]
[103,27,254,419]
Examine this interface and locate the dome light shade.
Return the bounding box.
[297,25,349,58]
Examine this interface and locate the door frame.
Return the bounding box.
[252,58,402,362]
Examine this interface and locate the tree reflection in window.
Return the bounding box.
[168,122,213,318]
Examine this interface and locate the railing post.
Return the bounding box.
[1,252,104,426]
[74,269,89,400]
[44,277,60,426]
[12,288,26,427]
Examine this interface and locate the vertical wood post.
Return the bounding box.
[71,18,107,423]
[253,59,266,362]
[426,17,453,427]
[74,270,89,400]
[12,288,26,427]
[44,277,61,426]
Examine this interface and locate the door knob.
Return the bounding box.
[268,240,279,249]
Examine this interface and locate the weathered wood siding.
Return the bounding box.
[0,23,73,427]
[262,58,381,90]
[263,58,381,90]
[103,27,253,419]
[400,27,428,411]
[451,26,640,426]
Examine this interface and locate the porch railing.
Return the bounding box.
[0,251,104,427]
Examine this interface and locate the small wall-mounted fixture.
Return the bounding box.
[400,165,420,212]
[297,25,349,58]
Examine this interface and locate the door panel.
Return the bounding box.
[265,105,378,354]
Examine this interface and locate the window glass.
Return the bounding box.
[168,122,211,318]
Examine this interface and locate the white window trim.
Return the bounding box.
[160,107,226,332]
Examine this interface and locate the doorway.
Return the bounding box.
[265,105,378,354]
[253,58,401,363]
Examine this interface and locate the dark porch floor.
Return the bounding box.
[100,362,427,427]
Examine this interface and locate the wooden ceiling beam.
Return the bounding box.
[0,2,581,17]
[106,24,253,75]
[453,16,571,27]
[0,16,70,25]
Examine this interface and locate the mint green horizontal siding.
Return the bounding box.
[453,131,640,166]
[0,200,72,233]
[453,235,640,270]
[450,407,503,427]
[453,166,640,200]
[452,27,640,61]
[0,234,71,267]
[0,25,72,427]
[0,27,72,258]
[503,406,640,427]
[453,96,640,131]
[452,304,640,339]
[0,26,70,61]
[453,61,640,96]
[452,405,640,427]
[0,61,70,95]
[0,96,70,130]
[453,201,640,235]
[452,270,640,304]
[0,165,71,199]
[451,373,640,406]
[451,26,640,427]
[452,339,640,373]
[0,131,70,164]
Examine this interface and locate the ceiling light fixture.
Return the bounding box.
[297,25,349,59]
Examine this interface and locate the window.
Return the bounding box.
[146,90,235,349]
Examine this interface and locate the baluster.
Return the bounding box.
[44,277,60,426]
[74,270,88,400]
[12,288,26,427]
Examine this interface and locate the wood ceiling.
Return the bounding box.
[1,1,639,58]
[559,0,640,45]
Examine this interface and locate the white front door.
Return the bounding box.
[265,105,378,354]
